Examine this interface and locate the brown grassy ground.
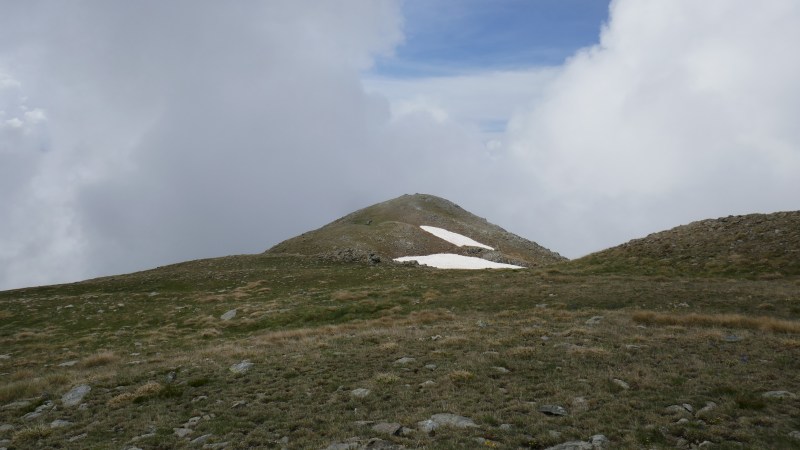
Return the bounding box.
[1,255,799,449]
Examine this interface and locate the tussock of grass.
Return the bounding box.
[108,381,164,407]
[373,372,400,384]
[632,311,800,333]
[448,370,475,384]
[0,373,71,403]
[81,350,118,368]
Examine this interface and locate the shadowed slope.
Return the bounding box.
[266,193,566,267]
[570,211,800,277]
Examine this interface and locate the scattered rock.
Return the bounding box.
[612,378,630,390]
[192,395,208,403]
[62,384,91,407]
[429,413,478,428]
[545,434,609,450]
[130,432,156,442]
[184,417,202,428]
[695,401,717,418]
[477,320,488,328]
[394,357,415,365]
[324,437,402,450]
[0,355,9,360]
[191,434,214,445]
[419,380,436,388]
[351,388,370,398]
[50,419,72,428]
[174,428,193,438]
[220,309,237,321]
[165,371,177,383]
[416,419,438,434]
[676,418,690,425]
[585,316,603,325]
[789,430,800,440]
[203,443,229,450]
[368,253,381,265]
[229,360,253,374]
[499,423,512,431]
[231,400,247,408]
[23,400,53,420]
[492,366,510,374]
[58,360,78,367]
[698,441,713,447]
[762,390,797,399]
[68,433,88,442]
[475,437,500,446]
[665,404,693,417]
[0,424,13,433]
[2,400,31,410]
[538,405,568,416]
[424,364,437,370]
[372,422,402,435]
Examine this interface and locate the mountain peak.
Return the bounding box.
[267,193,566,267]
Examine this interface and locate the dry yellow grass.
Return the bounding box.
[373,372,401,384]
[448,370,475,384]
[108,381,164,407]
[81,350,118,368]
[632,311,800,333]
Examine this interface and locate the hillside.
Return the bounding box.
[1,206,800,449]
[267,194,566,268]
[569,211,800,278]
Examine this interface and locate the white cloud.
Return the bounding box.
[503,0,800,257]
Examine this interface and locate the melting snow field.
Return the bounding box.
[420,225,494,250]
[394,254,523,270]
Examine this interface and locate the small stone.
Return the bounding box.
[590,434,610,449]
[2,400,31,410]
[538,405,568,416]
[424,364,437,370]
[698,441,713,448]
[394,357,415,365]
[0,355,10,360]
[350,388,370,398]
[130,432,156,442]
[62,384,91,407]
[191,395,208,403]
[430,413,478,428]
[681,403,694,413]
[203,443,229,450]
[475,437,499,446]
[58,360,78,367]
[220,309,237,321]
[612,378,630,390]
[416,419,439,434]
[665,404,693,416]
[191,434,213,445]
[68,433,88,442]
[372,422,402,435]
[184,416,202,427]
[762,390,797,399]
[676,418,689,424]
[499,423,512,431]
[231,400,247,408]
[788,431,800,440]
[492,366,510,374]
[50,419,72,428]
[585,316,603,325]
[0,424,13,433]
[477,320,488,328]
[165,371,177,383]
[229,360,253,374]
[548,430,563,439]
[174,428,192,438]
[419,380,436,388]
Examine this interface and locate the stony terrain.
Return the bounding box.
[267,194,566,268]
[1,201,799,449]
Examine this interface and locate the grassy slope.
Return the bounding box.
[568,211,800,278]
[267,194,566,267]
[2,255,800,449]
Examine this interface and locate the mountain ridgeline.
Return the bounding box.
[266,194,567,268]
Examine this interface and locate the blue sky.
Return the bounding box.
[375,0,611,76]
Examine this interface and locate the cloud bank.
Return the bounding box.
[1,0,799,289]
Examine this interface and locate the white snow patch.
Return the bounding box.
[420,225,494,250]
[394,254,523,270]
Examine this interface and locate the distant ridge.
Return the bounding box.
[571,211,800,277]
[266,193,566,267]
